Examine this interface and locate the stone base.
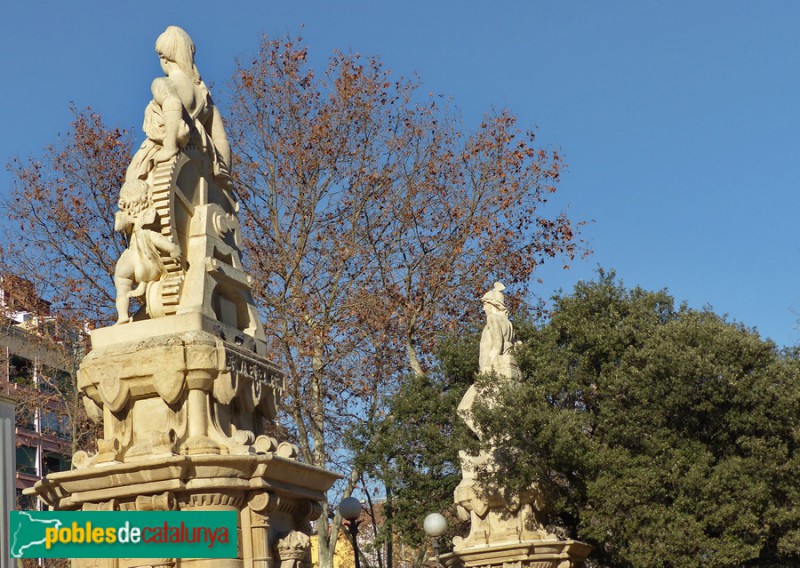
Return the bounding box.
[77,328,284,464]
[442,539,592,568]
[452,472,549,550]
[29,452,338,567]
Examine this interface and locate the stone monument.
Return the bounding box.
[27,26,339,568]
[445,283,590,568]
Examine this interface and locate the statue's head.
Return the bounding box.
[155,26,199,82]
[481,282,507,313]
[118,179,152,216]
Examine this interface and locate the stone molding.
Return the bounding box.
[442,539,592,568]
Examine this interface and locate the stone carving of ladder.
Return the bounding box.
[151,156,184,315]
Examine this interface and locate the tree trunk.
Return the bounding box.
[412,545,428,568]
[406,338,424,377]
[317,502,335,568]
[311,342,335,568]
[385,485,394,568]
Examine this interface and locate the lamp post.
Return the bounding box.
[423,512,447,568]
[339,497,363,568]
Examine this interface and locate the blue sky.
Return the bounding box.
[3,1,800,346]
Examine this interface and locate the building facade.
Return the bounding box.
[0,276,73,510]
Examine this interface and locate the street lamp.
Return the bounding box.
[423,512,447,568]
[339,497,363,568]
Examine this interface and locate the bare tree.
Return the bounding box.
[229,35,585,567]
[4,107,131,328]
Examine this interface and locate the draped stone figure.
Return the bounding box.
[110,26,257,329]
[447,282,591,568]
[478,282,518,376]
[126,25,232,189]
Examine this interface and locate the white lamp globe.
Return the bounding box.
[423,512,447,537]
[338,497,362,520]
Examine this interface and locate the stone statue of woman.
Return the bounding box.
[454,282,541,544]
[126,26,232,188]
[458,282,520,437]
[478,282,518,377]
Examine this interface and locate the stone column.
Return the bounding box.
[0,394,15,564]
[246,493,273,568]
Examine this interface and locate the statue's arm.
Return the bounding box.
[114,211,131,233]
[147,231,181,259]
[208,105,232,170]
[479,321,503,372]
[140,208,157,227]
[151,78,185,161]
[151,77,175,107]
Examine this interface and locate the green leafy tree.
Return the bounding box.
[349,334,479,568]
[472,271,800,567]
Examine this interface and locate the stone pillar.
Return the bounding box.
[0,394,15,564]
[246,493,273,568]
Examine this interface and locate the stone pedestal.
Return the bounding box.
[33,453,332,568]
[78,319,284,462]
[29,317,339,567]
[448,470,589,568]
[442,540,592,568]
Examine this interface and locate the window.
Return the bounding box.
[39,366,71,394]
[56,414,71,440]
[40,410,70,440]
[41,410,59,435]
[43,453,70,474]
[9,355,34,387]
[16,445,37,476]
[16,488,38,511]
[55,369,71,391]
[15,405,36,431]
